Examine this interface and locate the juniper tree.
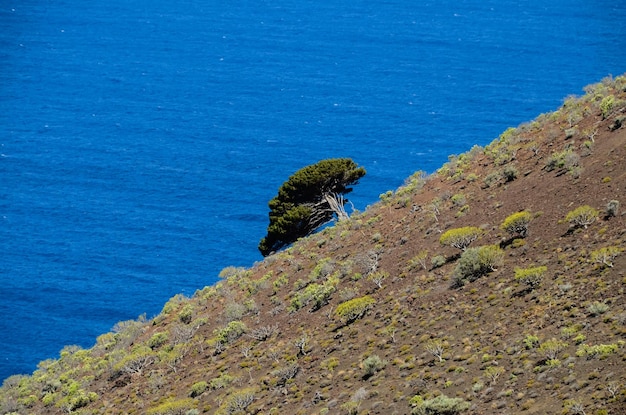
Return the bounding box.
[258,158,366,256]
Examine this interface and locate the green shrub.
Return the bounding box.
[500,211,533,238]
[410,394,471,415]
[439,226,483,251]
[576,343,619,359]
[431,255,447,269]
[189,381,208,397]
[361,355,386,379]
[590,246,622,268]
[502,165,518,182]
[214,321,247,345]
[523,334,540,349]
[147,332,169,350]
[539,338,568,360]
[210,373,235,390]
[335,295,375,324]
[565,205,599,229]
[545,149,580,172]
[452,245,504,286]
[600,95,616,118]
[147,397,197,415]
[587,301,609,316]
[514,265,547,289]
[290,277,338,312]
[217,388,256,415]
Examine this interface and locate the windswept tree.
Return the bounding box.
[258,158,366,256]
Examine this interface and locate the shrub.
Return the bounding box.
[539,338,568,360]
[587,301,609,316]
[335,295,375,324]
[484,366,505,385]
[410,394,471,415]
[114,346,155,375]
[271,363,300,386]
[210,373,235,390]
[514,266,547,289]
[606,199,620,218]
[214,321,247,345]
[424,339,446,362]
[189,381,208,397]
[565,205,599,229]
[600,95,616,118]
[439,226,483,251]
[361,355,386,379]
[523,334,540,349]
[502,165,518,182]
[452,245,504,286]
[290,277,338,312]
[147,332,169,350]
[576,343,619,359]
[431,255,447,269]
[545,149,580,172]
[500,211,533,238]
[217,388,256,415]
[590,246,622,268]
[146,398,197,415]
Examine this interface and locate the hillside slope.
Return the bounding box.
[2,75,626,415]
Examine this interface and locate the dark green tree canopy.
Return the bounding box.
[258,158,366,256]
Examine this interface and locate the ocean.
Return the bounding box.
[1,0,625,381]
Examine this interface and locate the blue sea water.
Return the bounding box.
[1,0,625,380]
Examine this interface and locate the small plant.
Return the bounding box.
[147,398,197,415]
[210,373,235,390]
[217,388,256,415]
[452,245,504,286]
[514,265,547,289]
[502,165,518,182]
[424,339,446,362]
[409,394,471,415]
[605,200,620,218]
[335,295,375,324]
[189,381,208,397]
[590,246,621,268]
[484,365,505,385]
[523,334,540,349]
[565,399,587,415]
[500,211,533,238]
[565,205,599,229]
[587,301,609,316]
[600,94,616,118]
[576,343,619,359]
[439,226,483,251]
[431,255,447,269]
[539,338,568,360]
[408,250,429,270]
[361,354,386,379]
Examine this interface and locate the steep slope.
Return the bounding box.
[1,75,625,415]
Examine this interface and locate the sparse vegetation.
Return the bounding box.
[2,74,625,415]
[439,226,483,251]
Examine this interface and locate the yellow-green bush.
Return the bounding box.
[590,246,622,268]
[439,226,483,251]
[335,295,375,324]
[452,245,504,286]
[565,205,599,229]
[514,265,547,289]
[147,397,197,415]
[501,211,533,238]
